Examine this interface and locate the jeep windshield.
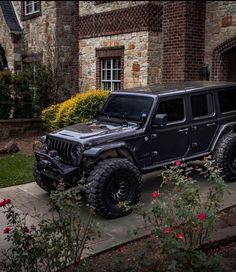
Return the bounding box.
[99,94,154,123]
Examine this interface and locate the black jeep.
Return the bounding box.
[34,81,236,218]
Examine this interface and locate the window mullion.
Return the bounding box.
[111,58,113,92]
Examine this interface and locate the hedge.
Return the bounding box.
[41,89,110,130]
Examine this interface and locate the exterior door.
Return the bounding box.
[147,96,190,164]
[188,92,218,154]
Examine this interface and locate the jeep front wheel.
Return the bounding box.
[86,158,142,219]
[213,133,236,182]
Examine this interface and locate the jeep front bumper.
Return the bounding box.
[34,151,79,182]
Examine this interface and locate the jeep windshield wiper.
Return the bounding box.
[97,110,111,120]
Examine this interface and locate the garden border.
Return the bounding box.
[0,118,43,139]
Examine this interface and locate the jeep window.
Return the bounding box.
[101,94,153,122]
[218,89,236,113]
[191,93,214,118]
[156,98,184,124]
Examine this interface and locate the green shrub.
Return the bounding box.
[0,71,14,119]
[41,89,109,130]
[0,64,54,120]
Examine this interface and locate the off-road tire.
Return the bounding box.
[33,162,55,193]
[86,158,142,219]
[213,133,236,182]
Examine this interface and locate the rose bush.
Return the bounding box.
[0,186,96,272]
[142,160,225,271]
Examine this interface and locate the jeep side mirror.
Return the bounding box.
[152,114,167,128]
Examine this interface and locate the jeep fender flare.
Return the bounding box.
[210,122,236,152]
[83,142,139,168]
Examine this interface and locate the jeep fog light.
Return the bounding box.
[40,136,46,144]
[71,144,83,158]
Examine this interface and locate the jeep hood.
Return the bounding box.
[49,121,139,144]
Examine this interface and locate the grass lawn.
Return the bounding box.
[0,154,34,188]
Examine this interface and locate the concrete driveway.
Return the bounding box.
[0,170,236,257]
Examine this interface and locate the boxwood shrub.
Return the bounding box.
[41,89,109,130]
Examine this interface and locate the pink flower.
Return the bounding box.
[163,227,172,234]
[176,233,184,240]
[22,226,30,233]
[151,191,160,199]
[175,161,182,166]
[3,227,11,234]
[198,213,206,221]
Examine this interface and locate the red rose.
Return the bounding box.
[198,213,205,221]
[3,199,11,205]
[117,246,124,253]
[176,233,184,239]
[3,227,11,234]
[163,227,172,234]
[22,226,30,233]
[0,199,11,207]
[175,161,182,166]
[151,191,160,199]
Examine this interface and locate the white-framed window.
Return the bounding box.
[101,58,121,91]
[24,1,40,15]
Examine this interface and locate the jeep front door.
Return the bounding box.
[148,97,190,164]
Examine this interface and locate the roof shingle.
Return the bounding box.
[0,1,22,33]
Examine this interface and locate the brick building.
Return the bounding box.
[1,1,236,97]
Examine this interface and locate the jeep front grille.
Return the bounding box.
[47,137,81,165]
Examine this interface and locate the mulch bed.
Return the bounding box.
[81,205,236,272]
[0,136,40,155]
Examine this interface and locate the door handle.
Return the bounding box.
[206,122,216,127]
[178,128,189,132]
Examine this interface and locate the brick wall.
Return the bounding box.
[205,1,236,81]
[162,1,206,82]
[55,1,79,95]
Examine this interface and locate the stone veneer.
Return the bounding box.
[205,1,236,80]
[79,31,162,91]
[80,1,150,16]
[13,1,56,60]
[0,8,14,71]
[13,1,79,98]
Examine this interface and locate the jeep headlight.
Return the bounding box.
[71,144,83,158]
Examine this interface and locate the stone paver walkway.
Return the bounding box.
[0,170,236,258]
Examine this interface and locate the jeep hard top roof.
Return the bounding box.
[115,81,236,97]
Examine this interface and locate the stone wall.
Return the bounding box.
[13,1,79,98]
[79,30,161,91]
[205,1,236,80]
[0,118,43,139]
[79,1,151,16]
[0,8,14,71]
[13,1,56,58]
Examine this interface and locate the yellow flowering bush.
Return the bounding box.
[41,89,109,130]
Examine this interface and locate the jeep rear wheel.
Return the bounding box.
[86,158,142,219]
[213,133,236,182]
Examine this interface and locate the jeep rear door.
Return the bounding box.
[188,92,218,155]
